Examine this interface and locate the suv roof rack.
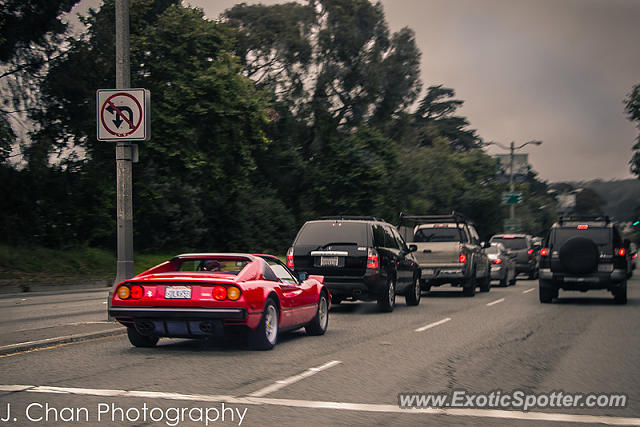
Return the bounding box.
[317,216,386,222]
[398,211,470,225]
[557,215,611,225]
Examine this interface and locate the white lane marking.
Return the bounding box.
[1,385,638,426]
[0,328,122,353]
[486,298,505,306]
[523,288,535,294]
[248,360,341,397]
[415,317,451,332]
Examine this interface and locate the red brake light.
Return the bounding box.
[459,253,467,263]
[492,258,502,264]
[367,248,379,269]
[503,235,515,239]
[130,285,144,299]
[286,247,294,269]
[527,248,534,255]
[540,248,549,256]
[616,248,626,257]
[577,224,588,230]
[213,286,227,301]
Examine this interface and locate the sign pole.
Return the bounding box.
[114,0,134,285]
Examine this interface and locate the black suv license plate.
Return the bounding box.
[320,256,339,267]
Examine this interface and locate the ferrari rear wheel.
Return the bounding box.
[249,298,279,350]
[127,326,159,348]
[305,292,329,336]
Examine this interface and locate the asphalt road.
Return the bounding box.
[0,277,639,426]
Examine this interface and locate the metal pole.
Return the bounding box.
[509,141,515,220]
[114,0,134,285]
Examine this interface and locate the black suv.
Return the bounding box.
[538,216,630,304]
[286,217,421,312]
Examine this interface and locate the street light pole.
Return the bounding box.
[484,139,542,230]
[509,141,515,220]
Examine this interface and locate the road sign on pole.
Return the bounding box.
[504,218,522,233]
[97,88,150,141]
[501,191,523,205]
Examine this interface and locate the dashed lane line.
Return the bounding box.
[486,298,505,306]
[1,385,638,426]
[415,317,452,332]
[523,288,535,294]
[248,360,342,397]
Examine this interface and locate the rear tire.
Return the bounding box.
[127,327,159,348]
[249,298,279,350]
[377,276,396,312]
[612,280,627,305]
[539,279,556,303]
[306,292,329,335]
[405,274,421,306]
[462,274,476,297]
[479,275,491,292]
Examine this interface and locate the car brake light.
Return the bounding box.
[540,248,549,256]
[633,253,638,259]
[213,286,227,301]
[527,248,534,255]
[459,253,467,263]
[116,285,130,300]
[492,259,502,264]
[616,248,626,257]
[130,285,144,299]
[577,224,588,230]
[286,247,294,269]
[367,248,379,269]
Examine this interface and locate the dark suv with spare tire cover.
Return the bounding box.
[286,217,421,312]
[538,216,630,304]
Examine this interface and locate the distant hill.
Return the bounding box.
[561,179,640,221]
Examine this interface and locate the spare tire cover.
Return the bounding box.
[559,237,599,275]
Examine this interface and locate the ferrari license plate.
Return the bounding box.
[165,285,192,299]
[320,256,339,267]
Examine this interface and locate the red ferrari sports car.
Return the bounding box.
[109,253,330,350]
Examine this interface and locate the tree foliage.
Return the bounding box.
[1,0,555,253]
[625,83,640,177]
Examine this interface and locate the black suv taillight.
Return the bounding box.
[286,247,294,269]
[367,248,379,269]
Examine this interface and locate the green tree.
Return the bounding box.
[414,85,482,151]
[625,83,640,177]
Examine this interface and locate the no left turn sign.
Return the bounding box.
[97,88,150,141]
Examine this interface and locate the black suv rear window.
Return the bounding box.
[492,237,527,250]
[295,222,369,247]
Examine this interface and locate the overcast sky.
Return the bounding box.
[75,0,640,182]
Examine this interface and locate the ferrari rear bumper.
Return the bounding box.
[109,306,247,320]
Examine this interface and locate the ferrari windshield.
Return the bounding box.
[175,257,250,274]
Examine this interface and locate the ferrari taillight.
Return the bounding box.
[130,285,144,299]
[213,286,227,301]
[367,248,379,269]
[286,247,294,269]
[116,285,131,300]
[227,286,241,301]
